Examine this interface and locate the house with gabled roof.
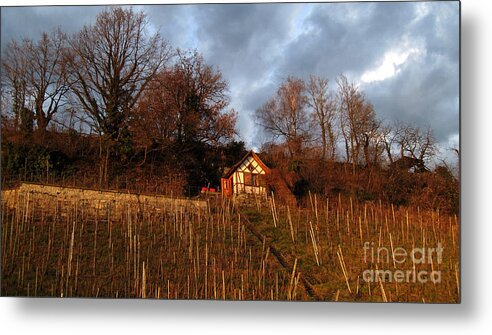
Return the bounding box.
[221,150,270,197]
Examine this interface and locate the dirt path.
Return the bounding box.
[234,203,321,300]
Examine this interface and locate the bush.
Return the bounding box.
[1,141,73,181]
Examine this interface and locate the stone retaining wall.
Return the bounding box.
[1,183,208,213]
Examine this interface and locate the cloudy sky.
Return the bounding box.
[1,1,459,159]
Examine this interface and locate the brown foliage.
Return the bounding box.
[261,142,458,214]
[131,50,236,149]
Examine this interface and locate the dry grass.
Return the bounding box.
[1,191,305,300]
[1,189,459,302]
[241,193,460,303]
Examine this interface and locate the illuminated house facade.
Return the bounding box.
[221,151,270,197]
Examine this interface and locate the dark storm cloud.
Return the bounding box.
[275,2,418,79]
[1,2,459,154]
[142,5,197,50]
[1,5,190,50]
[193,4,294,78]
[365,53,459,140]
[1,6,102,50]
[361,1,459,144]
[188,4,302,142]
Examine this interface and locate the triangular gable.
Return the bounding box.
[250,151,270,174]
[223,150,270,178]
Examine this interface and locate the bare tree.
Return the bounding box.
[2,40,32,135]
[64,7,173,186]
[336,75,378,168]
[384,122,438,171]
[27,28,69,134]
[381,120,416,165]
[381,122,401,165]
[2,28,69,136]
[256,76,309,157]
[306,75,337,161]
[361,118,384,166]
[337,75,356,163]
[65,7,173,141]
[400,124,437,167]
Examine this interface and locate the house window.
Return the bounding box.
[244,172,252,185]
[244,172,265,186]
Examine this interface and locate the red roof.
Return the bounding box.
[223,150,270,179]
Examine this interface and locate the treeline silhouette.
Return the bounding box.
[255,74,458,213]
